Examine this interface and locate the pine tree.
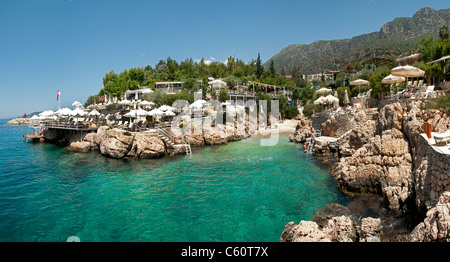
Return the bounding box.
[269,59,276,78]
[255,53,264,79]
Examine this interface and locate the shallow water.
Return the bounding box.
[0,119,349,241]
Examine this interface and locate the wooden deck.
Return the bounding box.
[42,121,98,131]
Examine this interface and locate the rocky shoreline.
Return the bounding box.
[286,100,450,242]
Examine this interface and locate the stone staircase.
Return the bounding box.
[156,126,192,155]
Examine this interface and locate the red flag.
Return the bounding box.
[57,89,60,101]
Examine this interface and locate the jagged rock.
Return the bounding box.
[98,128,134,159]
[289,117,313,143]
[322,215,357,242]
[360,217,382,242]
[334,127,412,213]
[280,221,330,242]
[376,102,404,135]
[66,141,96,152]
[6,118,39,126]
[408,191,450,242]
[128,133,166,158]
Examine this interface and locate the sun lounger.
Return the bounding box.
[421,85,435,99]
[434,130,450,145]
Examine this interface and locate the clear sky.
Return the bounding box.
[0,0,448,118]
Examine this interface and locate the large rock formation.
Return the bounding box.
[289,117,313,143]
[98,128,135,159]
[408,192,450,242]
[333,103,414,214]
[280,215,382,242]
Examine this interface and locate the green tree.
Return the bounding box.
[218,90,230,102]
[369,69,391,98]
[439,25,449,41]
[269,59,276,78]
[255,53,264,79]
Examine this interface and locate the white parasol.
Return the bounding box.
[350,79,370,94]
[315,87,332,95]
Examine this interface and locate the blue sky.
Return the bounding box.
[0,0,448,118]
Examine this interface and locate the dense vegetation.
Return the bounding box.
[86,23,449,119]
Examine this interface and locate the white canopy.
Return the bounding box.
[189,100,206,109]
[119,99,133,105]
[70,107,87,116]
[350,79,370,86]
[141,88,154,94]
[323,94,339,103]
[124,109,148,118]
[148,108,164,116]
[55,108,73,116]
[39,110,55,118]
[30,115,39,119]
[72,101,82,107]
[391,65,425,78]
[315,87,332,95]
[158,105,176,111]
[382,74,406,84]
[88,109,101,116]
[164,109,176,116]
[208,79,227,88]
[140,100,155,106]
[314,96,326,105]
[343,89,350,105]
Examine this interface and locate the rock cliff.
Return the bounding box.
[285,100,450,241]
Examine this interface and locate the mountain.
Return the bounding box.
[266,7,450,75]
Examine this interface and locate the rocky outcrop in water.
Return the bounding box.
[6,118,39,126]
[289,117,313,143]
[280,215,382,242]
[408,192,450,242]
[284,100,450,241]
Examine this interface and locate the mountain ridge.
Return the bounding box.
[266,7,450,75]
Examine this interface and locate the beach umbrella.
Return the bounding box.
[139,100,155,107]
[141,88,154,94]
[391,65,425,78]
[208,79,227,88]
[315,87,332,95]
[119,99,133,105]
[189,100,205,109]
[124,109,148,118]
[70,107,87,116]
[55,108,73,117]
[391,65,425,88]
[39,110,55,118]
[313,96,326,105]
[323,94,339,103]
[343,89,349,105]
[350,79,370,94]
[382,74,406,84]
[164,109,176,116]
[88,109,100,116]
[148,108,164,116]
[159,104,175,111]
[72,101,82,108]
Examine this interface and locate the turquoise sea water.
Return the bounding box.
[0,119,348,242]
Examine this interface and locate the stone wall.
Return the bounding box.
[413,134,450,212]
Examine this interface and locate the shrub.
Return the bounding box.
[284,105,299,119]
[303,102,323,117]
[422,94,450,116]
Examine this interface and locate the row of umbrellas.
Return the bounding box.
[30,108,101,119]
[313,65,426,105]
